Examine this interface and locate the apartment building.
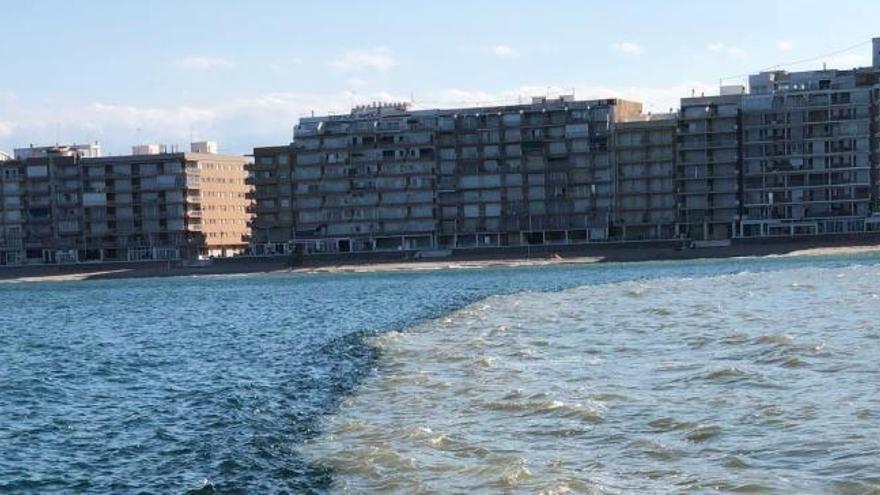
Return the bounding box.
[245,38,880,256]
[437,97,644,249]
[740,68,879,236]
[0,142,250,265]
[249,145,294,254]
[0,145,99,264]
[250,97,644,254]
[0,156,25,265]
[613,114,678,241]
[677,90,744,241]
[80,144,251,262]
[8,37,880,263]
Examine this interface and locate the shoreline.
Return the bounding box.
[292,243,880,274]
[2,237,880,283]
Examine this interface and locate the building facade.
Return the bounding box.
[251,97,647,255]
[0,143,251,265]
[1,157,25,265]
[8,38,880,263]
[612,114,678,241]
[676,92,744,241]
[247,40,880,257]
[740,68,879,236]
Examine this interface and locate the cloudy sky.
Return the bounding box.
[1,0,878,155]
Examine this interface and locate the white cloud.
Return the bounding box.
[0,121,14,138]
[776,39,796,52]
[175,56,236,71]
[0,81,725,155]
[269,57,305,73]
[329,48,397,71]
[491,44,519,59]
[726,47,747,59]
[612,42,643,56]
[345,78,369,89]
[0,91,17,104]
[707,43,747,59]
[0,90,411,154]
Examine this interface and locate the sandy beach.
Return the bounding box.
[4,238,880,283]
[773,244,880,258]
[294,243,880,275]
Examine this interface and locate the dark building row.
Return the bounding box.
[247,40,880,257]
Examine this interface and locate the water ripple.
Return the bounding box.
[3,254,880,492]
[305,262,880,492]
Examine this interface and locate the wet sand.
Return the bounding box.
[0,269,131,284]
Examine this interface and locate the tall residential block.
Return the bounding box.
[740,68,878,236]
[0,143,250,265]
[247,38,880,257]
[612,114,678,241]
[250,97,646,255]
[677,92,744,241]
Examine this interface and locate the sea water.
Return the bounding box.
[2,254,879,492]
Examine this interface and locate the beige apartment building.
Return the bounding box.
[191,151,253,257]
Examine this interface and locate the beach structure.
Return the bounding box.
[0,142,250,265]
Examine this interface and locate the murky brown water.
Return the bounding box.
[304,265,880,493]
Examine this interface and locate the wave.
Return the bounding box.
[302,263,880,492]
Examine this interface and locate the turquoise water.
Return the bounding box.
[1,254,879,493]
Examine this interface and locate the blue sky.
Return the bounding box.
[1,0,878,155]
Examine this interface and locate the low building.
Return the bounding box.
[14,143,103,160]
